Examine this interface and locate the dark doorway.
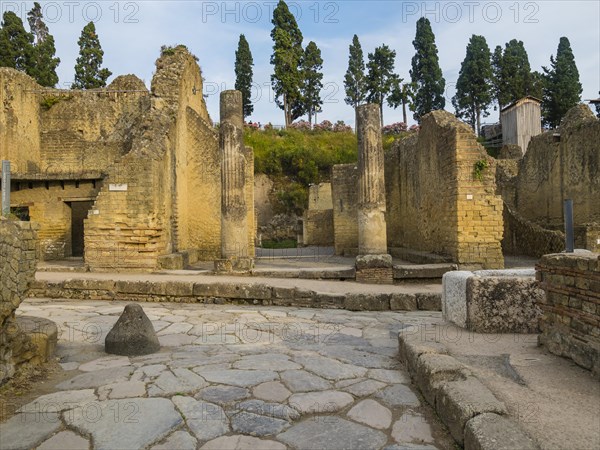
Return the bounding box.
[70,201,93,257]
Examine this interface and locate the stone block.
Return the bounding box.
[355,254,392,270]
[105,304,160,356]
[464,413,539,450]
[443,271,476,328]
[344,293,390,311]
[414,353,469,406]
[435,377,507,445]
[416,293,442,311]
[390,293,417,310]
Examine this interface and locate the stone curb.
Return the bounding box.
[28,279,442,312]
[397,332,539,450]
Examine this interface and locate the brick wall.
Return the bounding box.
[331,164,358,255]
[385,111,504,269]
[0,219,38,384]
[536,253,600,378]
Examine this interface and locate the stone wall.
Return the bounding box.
[385,111,504,269]
[536,252,600,378]
[502,205,564,257]
[331,164,359,255]
[0,219,37,384]
[303,183,333,246]
[514,105,599,230]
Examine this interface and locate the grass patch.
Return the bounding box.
[260,239,298,249]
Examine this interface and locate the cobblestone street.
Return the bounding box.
[0,299,454,450]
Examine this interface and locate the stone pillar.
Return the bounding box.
[355,104,393,284]
[215,90,253,272]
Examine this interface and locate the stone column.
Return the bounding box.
[215,90,253,272]
[355,104,392,284]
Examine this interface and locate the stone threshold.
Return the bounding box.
[28,278,441,312]
[397,331,539,450]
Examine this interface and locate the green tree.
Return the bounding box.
[366,44,397,126]
[451,35,493,135]
[27,2,59,87]
[235,34,254,118]
[300,41,324,126]
[270,0,304,127]
[493,39,537,109]
[542,37,582,128]
[344,34,367,109]
[72,22,111,89]
[410,17,445,122]
[0,11,34,73]
[387,77,410,125]
[491,45,503,108]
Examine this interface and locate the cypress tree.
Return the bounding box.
[234,34,254,118]
[452,35,493,135]
[300,41,324,126]
[27,2,60,87]
[542,37,582,128]
[270,0,304,126]
[410,17,445,122]
[343,34,367,109]
[366,44,397,125]
[0,12,34,73]
[72,22,112,89]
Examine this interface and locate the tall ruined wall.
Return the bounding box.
[332,164,359,255]
[0,219,37,384]
[0,69,42,174]
[385,111,504,269]
[84,48,222,270]
[515,105,600,228]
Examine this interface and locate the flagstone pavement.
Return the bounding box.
[0,299,454,450]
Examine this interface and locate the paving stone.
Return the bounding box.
[59,362,80,371]
[65,398,182,450]
[463,412,539,450]
[99,381,147,399]
[293,355,368,380]
[383,444,437,450]
[234,399,300,421]
[342,379,387,397]
[233,353,301,370]
[368,368,410,384]
[289,390,354,414]
[200,435,286,450]
[151,430,198,450]
[37,430,90,450]
[231,411,291,436]
[17,389,97,413]
[347,399,392,429]
[253,381,292,402]
[157,322,193,336]
[336,377,366,388]
[148,368,208,396]
[375,384,421,407]
[0,412,62,450]
[135,363,167,379]
[318,346,399,369]
[55,366,133,390]
[198,385,251,404]
[194,369,277,387]
[280,369,332,392]
[78,355,131,372]
[391,412,434,444]
[172,396,229,442]
[278,417,388,450]
[159,334,197,346]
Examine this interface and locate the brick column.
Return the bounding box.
[215,90,253,272]
[355,104,392,284]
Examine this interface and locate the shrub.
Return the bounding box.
[333,120,353,132]
[289,120,311,131]
[313,120,333,132]
[382,122,408,135]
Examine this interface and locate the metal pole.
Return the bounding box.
[564,199,574,253]
[1,160,10,217]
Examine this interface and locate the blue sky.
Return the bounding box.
[2,1,599,126]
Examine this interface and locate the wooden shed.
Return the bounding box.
[500,96,542,155]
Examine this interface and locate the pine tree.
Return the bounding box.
[451,35,493,135]
[542,37,582,128]
[300,41,324,126]
[493,39,537,109]
[235,34,254,118]
[26,3,59,87]
[410,17,445,122]
[270,0,304,127]
[344,34,367,109]
[387,77,410,125]
[72,22,112,89]
[366,44,397,126]
[491,45,503,108]
[0,11,34,73]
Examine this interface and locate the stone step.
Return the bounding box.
[393,263,457,281]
